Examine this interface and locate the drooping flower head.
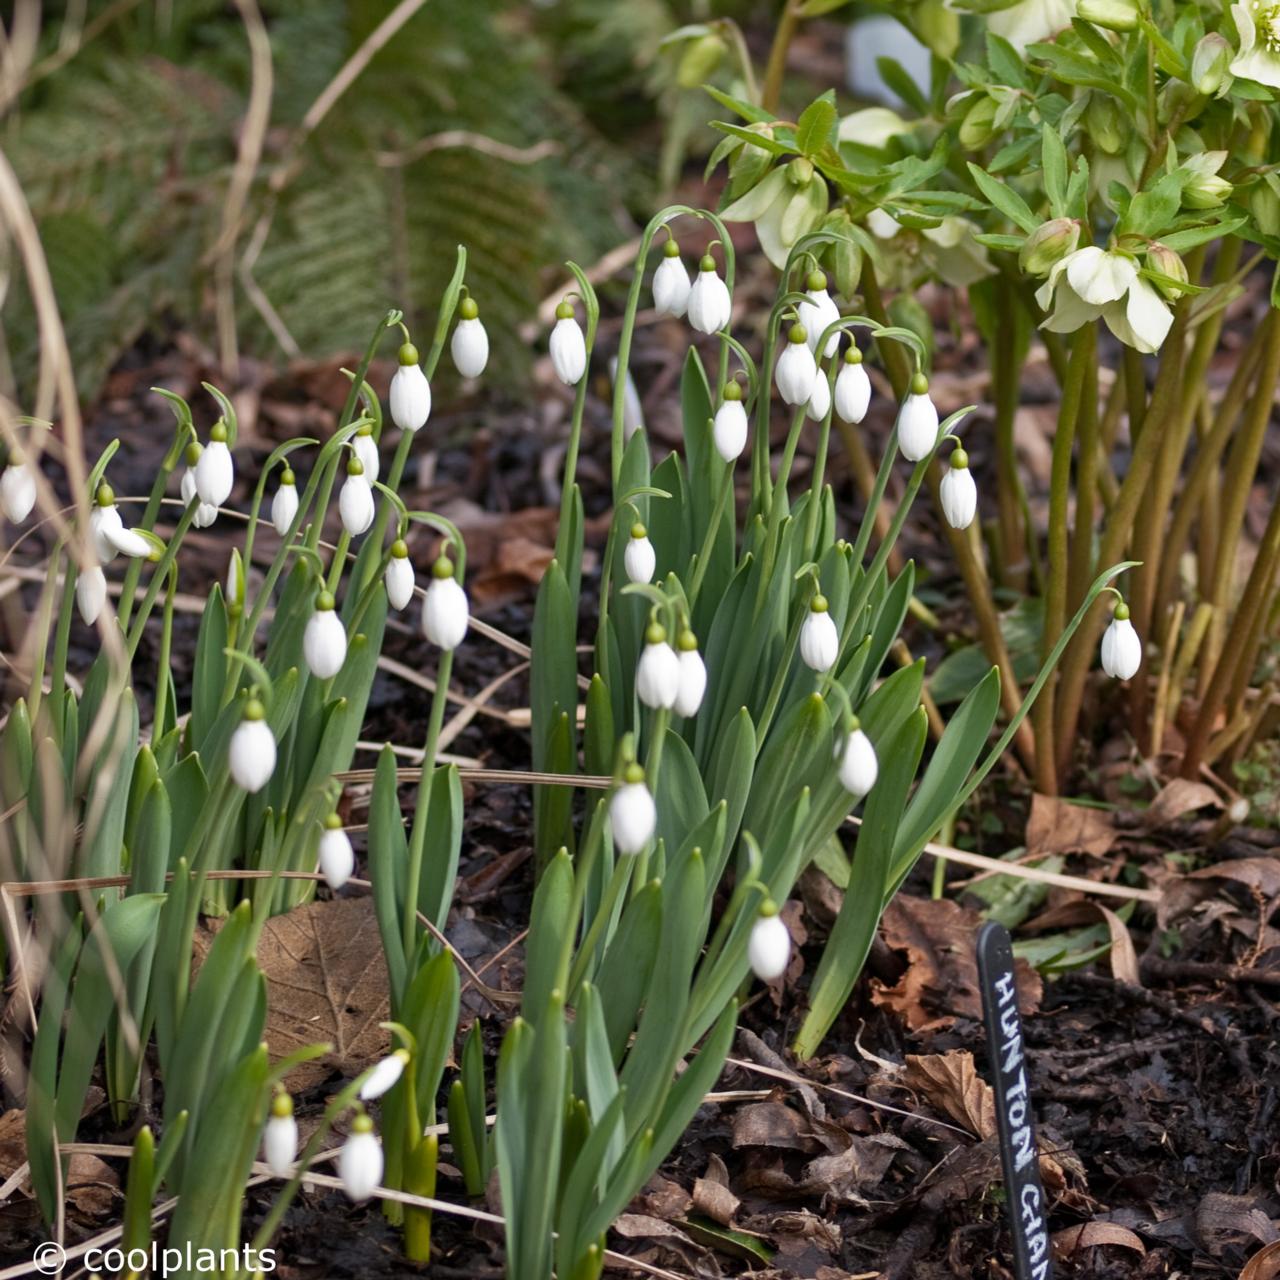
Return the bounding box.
[713,380,749,462]
[550,299,587,386]
[353,422,380,484]
[653,236,692,317]
[636,621,681,709]
[422,554,470,650]
[181,443,218,528]
[262,1091,297,1177]
[304,590,348,679]
[451,296,489,379]
[834,345,871,425]
[940,446,978,530]
[775,322,818,406]
[798,270,840,358]
[271,468,298,538]
[687,251,732,334]
[896,372,940,462]
[624,522,656,585]
[339,456,375,536]
[674,628,707,718]
[1101,600,1142,680]
[385,539,414,611]
[390,342,431,432]
[195,420,234,507]
[748,904,791,981]
[0,453,37,523]
[799,594,839,673]
[339,1111,383,1202]
[318,812,354,891]
[837,721,878,798]
[609,762,656,855]
[229,698,277,793]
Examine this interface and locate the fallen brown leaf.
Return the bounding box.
[1142,778,1221,829]
[1243,1240,1280,1280]
[1027,795,1116,858]
[904,1051,996,1138]
[692,1154,739,1226]
[1053,1221,1146,1257]
[731,1096,816,1153]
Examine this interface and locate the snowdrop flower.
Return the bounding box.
[1230,0,1280,87]
[229,699,277,793]
[748,908,791,981]
[834,346,871,424]
[713,382,748,462]
[0,457,36,523]
[652,237,692,317]
[339,457,375,536]
[610,763,656,855]
[339,1113,383,1202]
[624,522,656,584]
[180,445,218,528]
[550,300,587,386]
[775,323,818,406]
[385,540,414,611]
[390,342,431,432]
[636,622,681,709]
[897,373,940,462]
[304,591,348,679]
[195,421,234,507]
[359,1049,409,1102]
[76,565,107,625]
[1101,601,1142,680]
[807,370,831,422]
[987,0,1078,52]
[798,271,840,357]
[90,485,125,563]
[940,447,978,530]
[674,629,707,718]
[271,468,298,538]
[263,1093,297,1177]
[318,813,354,891]
[687,252,731,334]
[1036,246,1172,354]
[799,595,839,673]
[108,525,153,559]
[451,297,489,378]
[422,555,469,650]
[352,423,380,484]
[837,724,878,798]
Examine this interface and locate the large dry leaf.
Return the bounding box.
[1024,900,1140,983]
[1027,794,1116,858]
[1142,778,1221,829]
[903,1051,996,1138]
[692,1154,739,1226]
[1188,858,1280,896]
[1053,1222,1146,1257]
[1243,1241,1280,1280]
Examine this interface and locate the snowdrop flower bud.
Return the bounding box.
[748,906,791,981]
[799,594,839,673]
[390,342,431,432]
[835,346,871,424]
[653,237,692,316]
[624,522,656,584]
[636,622,681,709]
[713,382,748,462]
[339,1113,383,1202]
[181,444,218,528]
[940,447,977,530]
[896,372,940,462]
[687,252,731,334]
[352,423,380,484]
[339,456,375,536]
[385,540,414,611]
[550,300,588,386]
[451,297,489,378]
[272,468,298,537]
[807,370,831,422]
[775,323,818,406]
[318,812,354,891]
[798,271,840,357]
[263,1092,297,1177]
[226,549,244,610]
[1101,601,1142,680]
[304,591,348,679]
[76,565,107,625]
[838,723,878,798]
[90,484,125,564]
[195,421,234,507]
[610,763,656,855]
[359,1049,409,1101]
[422,555,469,650]
[0,456,37,523]
[674,629,707,718]
[229,699,277,793]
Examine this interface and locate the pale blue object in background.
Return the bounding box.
[845,17,930,105]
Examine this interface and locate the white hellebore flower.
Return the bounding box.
[271,469,299,537]
[76,565,107,625]
[636,623,681,709]
[748,910,791,981]
[674,631,707,718]
[1229,0,1280,87]
[838,725,878,798]
[624,523,656,584]
[390,342,432,432]
[1101,602,1142,679]
[180,446,218,528]
[713,383,749,462]
[799,595,839,673]
[353,426,380,484]
[940,447,978,530]
[451,297,489,378]
[807,370,831,422]
[263,1094,297,1178]
[687,252,731,334]
[304,592,348,679]
[798,272,841,357]
[339,1114,383,1202]
[835,346,871,424]
[775,323,818,406]
[652,238,692,316]
[897,374,941,462]
[318,813,354,891]
[359,1049,409,1102]
[550,300,587,386]
[385,541,415,611]
[195,422,234,507]
[229,700,277,793]
[339,457,375,536]
[987,0,1078,52]
[422,558,469,650]
[1036,246,1173,354]
[610,764,656,855]
[0,459,37,523]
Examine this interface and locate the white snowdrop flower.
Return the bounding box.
[838,725,878,798]
[76,565,107,625]
[807,371,831,422]
[263,1093,297,1177]
[422,559,470,650]
[229,700,277,793]
[339,458,375,536]
[90,486,125,564]
[318,813,354,891]
[896,373,941,462]
[304,592,348,679]
[798,272,841,357]
[271,468,298,538]
[940,447,978,530]
[226,549,244,609]
[359,1049,409,1102]
[195,422,234,507]
[339,1113,383,1202]
[550,300,588,386]
[652,238,692,316]
[799,595,839,673]
[1101,602,1142,680]
[636,623,681,709]
[687,252,731,334]
[352,425,380,484]
[775,323,818,406]
[385,540,415,611]
[835,346,871,424]
[0,459,37,523]
[713,383,749,462]
[451,297,489,378]
[181,449,219,529]
[674,630,707,718]
[748,909,791,981]
[106,524,152,559]
[624,523,656,584]
[390,343,431,432]
[609,764,656,855]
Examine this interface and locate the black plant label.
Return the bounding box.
[977,921,1052,1280]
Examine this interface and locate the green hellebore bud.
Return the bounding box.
[1191,32,1232,96]
[1145,243,1188,299]
[1249,178,1280,238]
[1184,173,1232,210]
[1018,217,1080,276]
[958,95,999,150]
[1076,0,1138,30]
[1085,94,1125,155]
[787,156,815,187]
[676,32,726,88]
